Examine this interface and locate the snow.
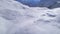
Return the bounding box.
[0,0,60,34]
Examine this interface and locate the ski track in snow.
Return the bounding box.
[0,0,60,34]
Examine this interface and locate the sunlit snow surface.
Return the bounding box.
[0,0,60,34]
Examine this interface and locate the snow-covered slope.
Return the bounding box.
[0,0,60,34]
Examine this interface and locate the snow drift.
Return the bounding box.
[0,0,60,34]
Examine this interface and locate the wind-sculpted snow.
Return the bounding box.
[0,0,60,34]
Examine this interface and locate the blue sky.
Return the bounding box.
[15,0,41,6]
[15,0,59,8]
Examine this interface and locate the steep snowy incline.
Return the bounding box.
[0,0,60,34]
